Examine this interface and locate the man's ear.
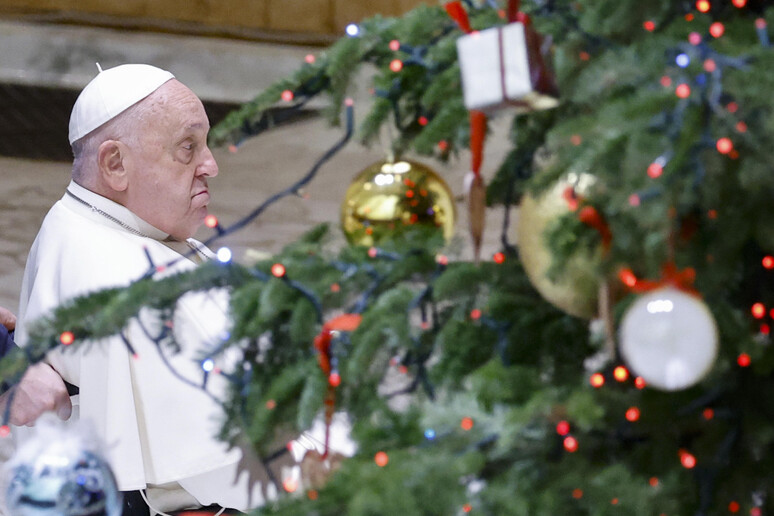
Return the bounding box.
[97,140,129,192]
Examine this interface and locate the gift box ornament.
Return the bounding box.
[455,16,560,113]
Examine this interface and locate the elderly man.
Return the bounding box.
[1,64,267,515]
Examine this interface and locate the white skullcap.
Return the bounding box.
[68,64,175,144]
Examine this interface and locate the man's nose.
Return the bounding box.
[197,146,219,177]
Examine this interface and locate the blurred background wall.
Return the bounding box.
[0,0,428,43]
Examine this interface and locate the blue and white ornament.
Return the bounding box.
[2,414,121,516]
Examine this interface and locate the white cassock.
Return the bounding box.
[11,180,272,513]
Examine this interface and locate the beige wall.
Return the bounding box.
[0,0,430,41]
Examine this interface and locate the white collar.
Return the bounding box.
[63,180,170,241]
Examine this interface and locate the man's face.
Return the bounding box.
[123,80,219,240]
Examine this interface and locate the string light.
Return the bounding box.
[462,504,473,513]
[647,162,663,178]
[727,101,739,113]
[436,254,449,266]
[493,252,506,264]
[680,450,697,469]
[461,417,474,431]
[676,83,691,98]
[703,59,717,72]
[563,436,579,452]
[283,477,298,492]
[728,501,740,513]
[675,53,690,67]
[649,477,659,487]
[643,20,656,32]
[390,59,404,72]
[305,54,316,64]
[60,331,75,345]
[374,451,389,467]
[271,263,286,277]
[572,488,583,499]
[735,121,747,133]
[716,137,733,154]
[590,373,605,387]
[696,0,710,13]
[345,23,360,37]
[616,268,638,286]
[424,428,436,440]
[761,323,770,335]
[556,421,570,436]
[737,353,751,367]
[201,358,215,372]
[216,247,232,263]
[266,399,276,410]
[763,256,774,269]
[418,115,429,126]
[330,283,341,292]
[307,490,319,500]
[0,425,9,438]
[625,407,641,422]
[204,214,219,228]
[689,32,702,45]
[329,372,341,387]
[709,22,725,38]
[614,366,629,382]
[570,134,582,145]
[389,39,401,51]
[732,0,746,6]
[703,407,714,420]
[660,75,672,87]
[635,377,646,389]
[752,302,766,318]
[281,90,294,102]
[470,309,482,320]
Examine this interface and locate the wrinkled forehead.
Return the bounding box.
[134,80,210,134]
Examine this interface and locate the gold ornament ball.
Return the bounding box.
[341,160,456,246]
[516,172,602,319]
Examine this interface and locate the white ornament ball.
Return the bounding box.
[619,287,718,391]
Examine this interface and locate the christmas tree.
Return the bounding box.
[3,0,774,514]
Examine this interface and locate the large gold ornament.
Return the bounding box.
[516,172,601,319]
[341,160,456,246]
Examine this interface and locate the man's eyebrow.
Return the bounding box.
[184,122,208,131]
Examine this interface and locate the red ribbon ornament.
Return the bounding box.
[313,313,362,457]
[619,262,698,295]
[444,1,472,33]
[578,205,612,250]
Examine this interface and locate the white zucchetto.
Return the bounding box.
[68,64,175,144]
